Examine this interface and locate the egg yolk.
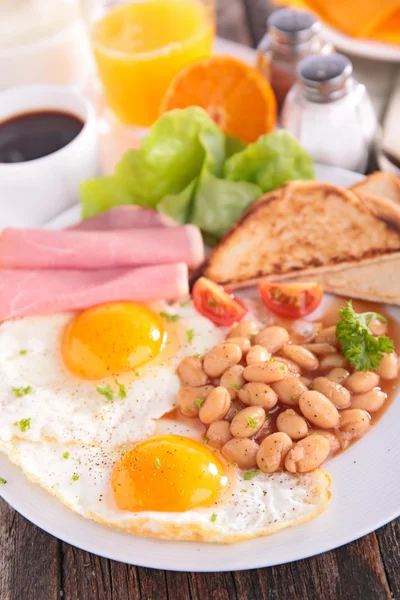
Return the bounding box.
[62,302,164,379]
[112,435,226,513]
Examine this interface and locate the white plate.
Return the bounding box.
[1,164,399,572]
[322,24,400,62]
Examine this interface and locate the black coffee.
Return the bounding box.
[0,110,84,163]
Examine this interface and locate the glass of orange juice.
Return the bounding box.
[86,0,215,127]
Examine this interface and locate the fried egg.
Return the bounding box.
[0,301,226,446]
[4,435,330,543]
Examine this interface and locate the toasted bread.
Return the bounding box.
[351,172,400,230]
[195,181,400,294]
[284,253,400,306]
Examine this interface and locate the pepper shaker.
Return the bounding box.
[256,8,333,112]
[281,54,378,174]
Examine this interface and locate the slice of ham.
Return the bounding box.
[71,206,177,231]
[0,263,188,321]
[0,225,204,270]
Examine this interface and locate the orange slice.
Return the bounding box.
[160,56,277,143]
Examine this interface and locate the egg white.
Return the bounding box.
[0,302,226,447]
[4,437,331,543]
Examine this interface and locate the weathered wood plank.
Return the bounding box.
[0,498,60,600]
[188,571,237,600]
[376,519,400,600]
[216,0,252,46]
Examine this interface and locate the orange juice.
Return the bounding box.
[91,0,214,126]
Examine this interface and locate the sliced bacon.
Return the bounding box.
[71,206,177,231]
[0,264,188,321]
[0,225,204,270]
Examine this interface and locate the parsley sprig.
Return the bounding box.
[335,301,393,372]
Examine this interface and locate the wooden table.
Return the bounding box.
[1,2,399,599]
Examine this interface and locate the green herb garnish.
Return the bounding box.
[186,329,195,343]
[194,353,201,359]
[19,350,27,356]
[160,311,180,322]
[208,298,218,307]
[180,300,190,308]
[154,457,161,470]
[96,384,113,401]
[72,474,79,481]
[195,398,204,408]
[12,386,32,398]
[115,380,126,399]
[0,477,6,484]
[203,437,209,445]
[265,414,271,421]
[244,469,260,480]
[336,301,393,371]
[246,416,258,429]
[63,452,70,459]
[231,384,240,391]
[210,513,217,523]
[14,418,31,432]
[241,488,247,493]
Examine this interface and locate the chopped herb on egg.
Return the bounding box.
[195,398,204,408]
[72,474,80,481]
[115,379,127,399]
[12,386,32,398]
[63,452,70,459]
[160,311,180,322]
[0,478,7,484]
[135,371,140,377]
[244,469,260,480]
[210,513,217,523]
[241,489,247,493]
[19,350,27,356]
[14,418,31,432]
[246,416,258,429]
[154,457,161,470]
[96,384,113,401]
[186,329,196,343]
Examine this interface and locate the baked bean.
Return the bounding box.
[313,430,341,453]
[246,345,271,366]
[177,385,215,417]
[284,434,331,473]
[315,325,338,346]
[271,376,307,405]
[238,382,278,410]
[244,360,288,384]
[346,371,380,394]
[199,386,231,425]
[299,376,311,386]
[319,354,346,370]
[303,343,337,356]
[256,432,292,473]
[177,356,208,387]
[226,337,251,355]
[206,421,232,448]
[369,318,388,336]
[339,409,370,436]
[203,343,242,378]
[276,409,308,440]
[276,357,302,374]
[326,368,350,385]
[222,438,259,469]
[220,365,245,400]
[224,401,242,422]
[230,319,259,339]
[299,390,340,429]
[351,388,387,412]
[280,345,319,371]
[254,326,289,353]
[376,351,399,380]
[230,406,266,438]
[311,377,351,409]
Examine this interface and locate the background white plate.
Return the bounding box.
[1,165,399,572]
[322,24,400,63]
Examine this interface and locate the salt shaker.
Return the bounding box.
[256,8,333,112]
[281,54,378,174]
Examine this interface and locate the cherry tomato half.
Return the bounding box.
[258,281,323,319]
[192,277,247,327]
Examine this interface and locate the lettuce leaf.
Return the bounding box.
[157,179,197,225]
[224,130,315,192]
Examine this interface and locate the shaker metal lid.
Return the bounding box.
[268,8,320,43]
[297,53,353,101]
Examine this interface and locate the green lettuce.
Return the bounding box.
[224,130,315,192]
